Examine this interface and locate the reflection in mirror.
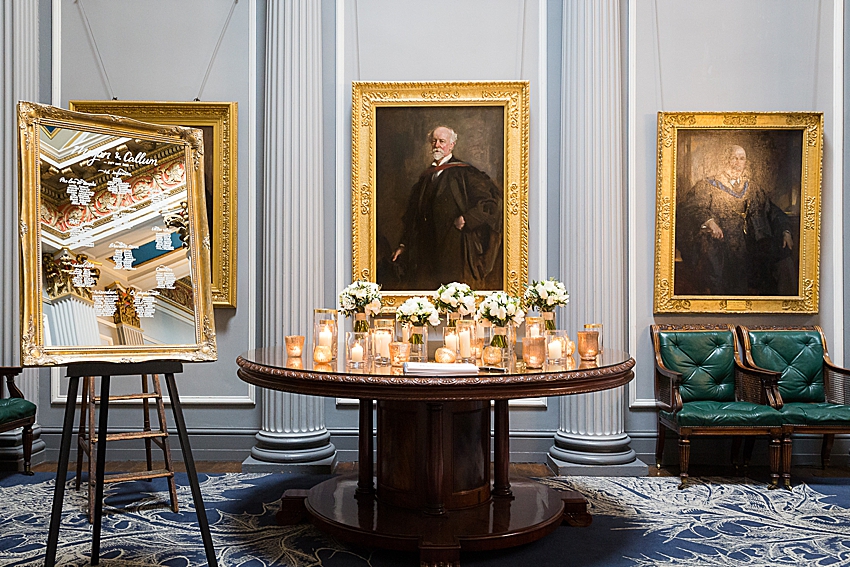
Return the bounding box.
[18,102,216,365]
[39,128,195,347]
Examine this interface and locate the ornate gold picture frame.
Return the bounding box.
[18,102,216,365]
[351,81,529,309]
[69,101,238,308]
[654,111,823,314]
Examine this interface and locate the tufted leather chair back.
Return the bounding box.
[744,329,825,403]
[656,329,735,403]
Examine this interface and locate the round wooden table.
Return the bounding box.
[237,348,635,566]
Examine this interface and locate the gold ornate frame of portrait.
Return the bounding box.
[654,111,823,314]
[18,102,216,365]
[351,81,529,310]
[69,101,238,308]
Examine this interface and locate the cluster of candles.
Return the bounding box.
[283,317,602,369]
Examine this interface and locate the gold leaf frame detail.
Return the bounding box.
[351,81,529,308]
[654,111,823,314]
[69,101,238,308]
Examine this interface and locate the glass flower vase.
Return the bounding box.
[542,311,556,331]
[483,325,512,366]
[353,313,370,333]
[407,325,428,362]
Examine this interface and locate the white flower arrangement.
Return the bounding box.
[395,296,441,327]
[523,278,569,312]
[433,282,476,317]
[395,296,441,345]
[475,291,525,328]
[339,280,382,331]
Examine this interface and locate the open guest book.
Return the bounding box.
[402,362,480,376]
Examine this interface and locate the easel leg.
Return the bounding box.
[165,373,218,567]
[45,375,80,567]
[91,376,111,565]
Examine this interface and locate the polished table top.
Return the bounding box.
[236,347,635,401]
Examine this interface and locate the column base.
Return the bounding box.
[547,453,648,477]
[242,454,337,474]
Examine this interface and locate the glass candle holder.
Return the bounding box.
[443,327,460,359]
[446,311,460,328]
[313,345,333,364]
[346,331,371,369]
[472,319,488,360]
[583,323,603,353]
[525,316,544,341]
[313,308,338,361]
[389,341,411,367]
[484,325,512,366]
[285,335,305,358]
[545,330,569,365]
[373,317,396,337]
[576,329,600,361]
[434,346,457,363]
[455,319,475,363]
[372,328,393,366]
[522,336,545,369]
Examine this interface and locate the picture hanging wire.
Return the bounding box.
[197,0,239,102]
[76,0,116,100]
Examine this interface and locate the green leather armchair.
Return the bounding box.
[651,325,782,489]
[0,367,36,474]
[738,325,850,487]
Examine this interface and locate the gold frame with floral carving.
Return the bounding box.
[18,102,216,365]
[69,100,238,308]
[654,111,822,314]
[352,81,529,309]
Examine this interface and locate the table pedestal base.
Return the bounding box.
[280,474,589,566]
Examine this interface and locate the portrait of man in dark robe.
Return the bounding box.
[673,130,803,297]
[375,107,505,292]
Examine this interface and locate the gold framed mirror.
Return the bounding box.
[18,101,217,365]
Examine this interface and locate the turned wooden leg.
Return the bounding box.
[768,434,780,489]
[655,423,666,469]
[782,433,793,489]
[821,434,835,470]
[678,435,690,489]
[22,423,33,475]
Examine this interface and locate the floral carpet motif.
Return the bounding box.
[0,472,848,566]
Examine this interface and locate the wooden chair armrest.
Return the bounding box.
[2,368,24,399]
[735,360,781,407]
[654,360,682,412]
[823,359,850,405]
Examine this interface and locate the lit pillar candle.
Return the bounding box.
[548,339,562,360]
[351,343,364,362]
[530,326,540,338]
[459,329,471,358]
[445,333,459,352]
[319,325,332,347]
[376,331,391,358]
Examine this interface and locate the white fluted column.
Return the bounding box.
[547,0,645,475]
[0,1,44,471]
[44,296,101,346]
[243,0,335,472]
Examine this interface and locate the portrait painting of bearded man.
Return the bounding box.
[375,106,505,292]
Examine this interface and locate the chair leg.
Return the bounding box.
[742,437,756,475]
[22,423,33,475]
[678,436,690,489]
[821,434,835,469]
[655,423,666,469]
[782,433,793,489]
[767,434,780,489]
[730,437,743,473]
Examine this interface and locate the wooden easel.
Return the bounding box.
[44,360,217,567]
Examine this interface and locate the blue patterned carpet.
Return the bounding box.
[0,472,848,566]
